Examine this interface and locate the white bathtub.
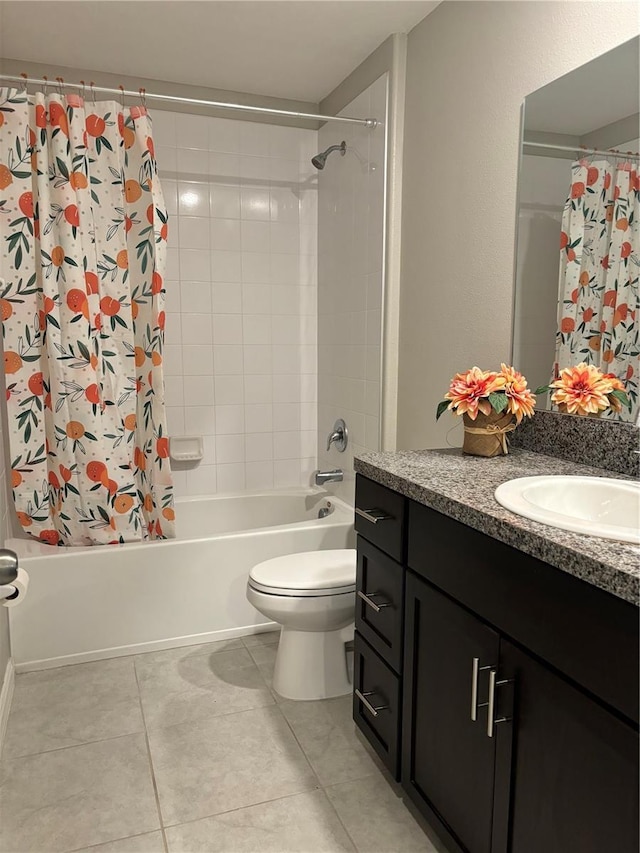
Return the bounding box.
[7,489,355,671]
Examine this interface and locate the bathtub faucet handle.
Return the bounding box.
[326,419,348,452]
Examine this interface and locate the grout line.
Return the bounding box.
[273,699,361,853]
[65,828,162,853]
[133,663,170,853]
[2,726,147,761]
[161,786,325,831]
[316,788,360,853]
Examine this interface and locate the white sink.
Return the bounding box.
[494,476,640,544]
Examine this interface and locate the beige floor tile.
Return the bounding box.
[4,658,144,757]
[164,789,355,852]
[135,646,274,729]
[245,641,277,687]
[71,830,165,853]
[241,630,280,648]
[0,734,160,852]
[325,774,440,853]
[148,705,317,825]
[279,695,381,785]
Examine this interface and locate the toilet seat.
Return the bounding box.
[248,549,356,598]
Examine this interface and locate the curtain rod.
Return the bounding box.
[0,74,378,128]
[523,139,639,161]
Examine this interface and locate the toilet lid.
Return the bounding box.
[249,549,356,596]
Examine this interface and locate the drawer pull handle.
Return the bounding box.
[355,507,393,524]
[486,669,513,738]
[355,688,388,717]
[470,657,494,722]
[357,590,390,613]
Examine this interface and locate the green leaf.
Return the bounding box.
[534,385,550,396]
[435,400,450,421]
[610,389,631,410]
[488,391,509,414]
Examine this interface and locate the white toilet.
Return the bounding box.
[246,549,356,701]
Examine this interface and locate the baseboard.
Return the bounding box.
[14,622,279,673]
[0,657,15,758]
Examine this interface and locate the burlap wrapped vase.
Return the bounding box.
[462,410,516,457]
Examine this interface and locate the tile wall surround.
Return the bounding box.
[151,110,319,496]
[317,75,388,502]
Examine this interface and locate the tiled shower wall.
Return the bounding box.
[151,111,318,496]
[317,75,387,502]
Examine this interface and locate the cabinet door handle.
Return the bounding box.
[486,669,513,738]
[355,688,388,717]
[357,590,390,613]
[471,657,494,722]
[355,507,393,524]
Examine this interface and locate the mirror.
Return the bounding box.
[513,37,639,421]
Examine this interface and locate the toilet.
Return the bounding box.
[246,549,356,701]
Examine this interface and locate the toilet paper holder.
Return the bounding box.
[0,548,19,600]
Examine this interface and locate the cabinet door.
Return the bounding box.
[402,571,500,853]
[501,639,639,853]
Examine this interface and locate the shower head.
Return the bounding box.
[311,141,346,170]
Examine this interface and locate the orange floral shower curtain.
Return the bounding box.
[555,158,639,420]
[0,88,175,545]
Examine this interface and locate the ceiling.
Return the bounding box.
[0,1,439,103]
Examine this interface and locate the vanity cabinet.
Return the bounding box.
[353,474,640,853]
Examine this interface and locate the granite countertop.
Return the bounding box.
[354,448,640,606]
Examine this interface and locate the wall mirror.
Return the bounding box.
[512,36,639,422]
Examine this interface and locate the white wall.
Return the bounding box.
[317,75,387,502]
[151,111,319,494]
[398,1,639,450]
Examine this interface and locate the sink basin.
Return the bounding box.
[494,476,640,544]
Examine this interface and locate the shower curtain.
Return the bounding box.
[555,157,639,420]
[0,88,175,545]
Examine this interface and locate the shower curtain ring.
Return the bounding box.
[19,72,28,93]
[79,80,87,102]
[42,75,49,95]
[139,87,147,108]
[119,85,126,109]
[55,77,64,96]
[90,81,96,104]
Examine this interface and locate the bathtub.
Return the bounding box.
[7,489,355,671]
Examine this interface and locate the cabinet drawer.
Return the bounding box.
[353,631,401,779]
[356,539,404,673]
[355,476,406,562]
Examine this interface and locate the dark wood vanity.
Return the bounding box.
[352,472,639,853]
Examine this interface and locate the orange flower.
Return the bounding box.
[499,364,536,424]
[444,367,505,421]
[550,363,613,416]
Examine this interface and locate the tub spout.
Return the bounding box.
[315,469,343,485]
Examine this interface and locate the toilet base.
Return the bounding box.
[273,625,352,701]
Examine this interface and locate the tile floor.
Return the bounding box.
[0,632,445,853]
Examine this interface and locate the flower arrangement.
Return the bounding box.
[536,363,631,417]
[435,364,536,457]
[436,364,536,423]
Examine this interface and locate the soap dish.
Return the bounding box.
[169,436,204,462]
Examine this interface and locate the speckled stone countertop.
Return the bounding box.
[354,448,639,606]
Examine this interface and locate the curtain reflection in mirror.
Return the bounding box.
[553,157,639,421]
